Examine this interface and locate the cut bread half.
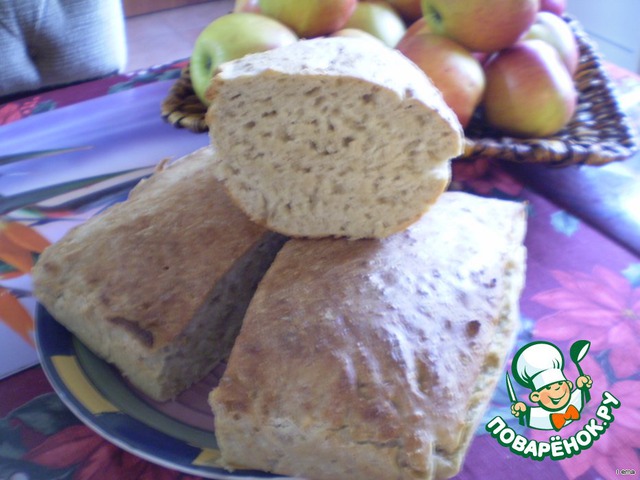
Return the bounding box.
[206,37,464,239]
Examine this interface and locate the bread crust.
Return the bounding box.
[209,192,527,479]
[32,147,286,400]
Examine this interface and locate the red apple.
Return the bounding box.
[343,1,407,47]
[233,0,261,13]
[482,39,578,137]
[258,0,356,38]
[539,0,566,15]
[398,33,485,127]
[190,13,298,105]
[385,0,423,24]
[396,17,431,50]
[523,11,579,75]
[420,0,540,52]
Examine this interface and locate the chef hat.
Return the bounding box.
[512,341,567,391]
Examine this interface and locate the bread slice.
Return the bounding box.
[32,147,286,401]
[205,37,464,239]
[208,192,527,480]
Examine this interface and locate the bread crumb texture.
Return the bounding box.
[206,37,463,239]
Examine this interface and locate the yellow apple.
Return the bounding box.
[482,39,578,137]
[258,0,357,38]
[343,1,407,48]
[396,16,431,50]
[398,33,485,127]
[421,0,540,52]
[330,28,385,44]
[524,11,579,75]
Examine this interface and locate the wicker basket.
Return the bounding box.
[161,65,209,133]
[161,15,638,166]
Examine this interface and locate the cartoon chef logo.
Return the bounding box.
[507,340,593,431]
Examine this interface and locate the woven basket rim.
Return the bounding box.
[161,15,639,166]
[161,65,209,134]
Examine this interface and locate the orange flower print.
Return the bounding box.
[0,96,41,125]
[0,287,34,347]
[0,220,49,346]
[0,220,50,278]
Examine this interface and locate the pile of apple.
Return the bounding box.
[191,0,579,138]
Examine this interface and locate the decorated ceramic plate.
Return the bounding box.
[35,304,289,480]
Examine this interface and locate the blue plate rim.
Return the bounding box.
[35,303,287,480]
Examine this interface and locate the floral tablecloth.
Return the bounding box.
[0,59,639,480]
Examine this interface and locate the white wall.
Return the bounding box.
[566,0,640,73]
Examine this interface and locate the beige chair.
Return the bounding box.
[0,0,127,99]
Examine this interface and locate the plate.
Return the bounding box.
[35,304,288,479]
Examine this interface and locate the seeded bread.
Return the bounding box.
[32,147,286,401]
[209,192,527,480]
[205,37,464,239]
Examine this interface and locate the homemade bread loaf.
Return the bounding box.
[209,192,527,480]
[32,147,286,401]
[205,37,464,239]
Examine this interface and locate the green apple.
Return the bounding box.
[421,0,540,52]
[482,39,578,137]
[524,11,579,75]
[190,13,298,105]
[343,1,407,48]
[398,33,485,127]
[258,0,357,38]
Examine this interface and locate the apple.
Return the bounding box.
[385,0,423,24]
[481,39,578,137]
[258,0,356,38]
[343,1,407,48]
[420,0,540,52]
[330,28,385,44]
[233,0,261,13]
[523,11,579,75]
[190,13,298,105]
[396,17,431,50]
[404,17,432,38]
[398,33,485,127]
[539,0,566,15]
[397,17,492,64]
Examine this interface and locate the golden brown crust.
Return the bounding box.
[209,192,527,479]
[33,147,267,350]
[32,147,287,401]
